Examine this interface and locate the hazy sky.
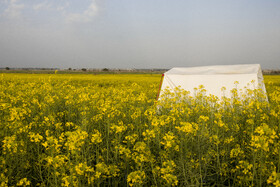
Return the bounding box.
[0,0,280,69]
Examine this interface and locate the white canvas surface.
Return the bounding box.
[159,64,266,99]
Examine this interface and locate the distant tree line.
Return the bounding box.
[262,70,280,75]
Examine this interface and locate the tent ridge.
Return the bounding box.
[165,64,261,75]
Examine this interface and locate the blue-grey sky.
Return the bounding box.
[0,0,280,69]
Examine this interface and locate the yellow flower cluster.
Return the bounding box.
[127,170,146,186]
[268,170,280,187]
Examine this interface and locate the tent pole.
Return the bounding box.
[156,74,164,100]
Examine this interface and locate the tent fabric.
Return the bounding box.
[159,64,267,99]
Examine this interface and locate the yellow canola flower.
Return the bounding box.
[65,128,88,152]
[42,136,61,152]
[160,132,177,150]
[61,176,70,187]
[116,145,131,158]
[160,160,178,186]
[127,171,146,187]
[91,130,102,144]
[2,135,17,154]
[16,178,30,186]
[124,134,138,144]
[110,123,127,134]
[0,173,8,187]
[175,122,194,134]
[198,115,209,123]
[142,129,156,140]
[268,171,280,187]
[28,132,43,143]
[75,162,94,176]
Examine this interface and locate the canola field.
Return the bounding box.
[0,73,280,186]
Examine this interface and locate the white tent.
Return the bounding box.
[157,64,267,99]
